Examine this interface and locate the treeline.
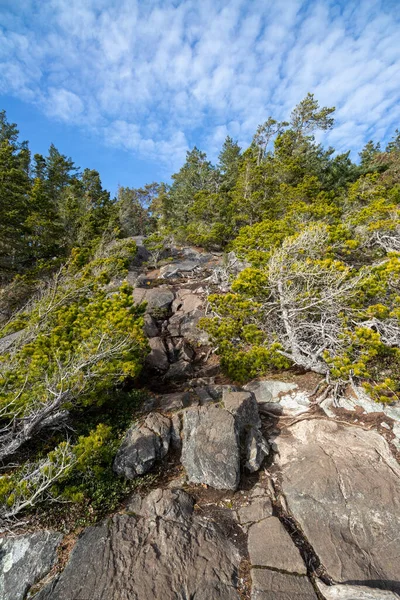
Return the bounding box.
[0,109,158,284]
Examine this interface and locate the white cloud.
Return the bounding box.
[0,0,399,168]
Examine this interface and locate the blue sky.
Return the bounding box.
[1,0,399,196]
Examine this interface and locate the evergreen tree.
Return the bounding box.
[217,136,242,191]
[167,147,216,227]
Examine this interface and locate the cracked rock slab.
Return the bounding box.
[34,489,240,600]
[251,569,317,599]
[276,419,400,594]
[248,517,306,574]
[0,531,62,600]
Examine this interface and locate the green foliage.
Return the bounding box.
[0,239,150,520]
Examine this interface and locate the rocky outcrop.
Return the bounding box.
[113,412,171,478]
[34,488,241,600]
[0,531,62,600]
[275,419,400,594]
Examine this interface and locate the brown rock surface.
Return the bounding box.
[276,419,400,593]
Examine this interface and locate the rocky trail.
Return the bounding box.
[1,239,400,600]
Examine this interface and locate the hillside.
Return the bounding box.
[0,98,400,599]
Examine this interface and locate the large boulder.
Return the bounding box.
[181,405,240,490]
[0,531,62,600]
[181,392,268,489]
[113,413,171,479]
[275,419,400,594]
[34,489,240,600]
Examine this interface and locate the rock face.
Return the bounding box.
[276,419,400,593]
[0,531,62,600]
[34,489,240,600]
[113,412,171,479]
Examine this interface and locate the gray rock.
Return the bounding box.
[0,330,24,355]
[181,247,213,263]
[34,489,240,600]
[163,359,193,380]
[237,495,273,525]
[180,310,209,344]
[170,413,182,449]
[248,517,306,574]
[0,531,62,600]
[159,260,200,278]
[393,422,400,450]
[133,287,174,315]
[245,427,269,472]
[172,289,203,314]
[223,391,269,472]
[226,251,251,276]
[156,391,192,412]
[193,386,215,405]
[143,314,159,337]
[113,412,171,479]
[317,581,400,600]
[223,390,261,431]
[321,387,400,423]
[145,337,169,372]
[251,569,317,600]
[175,338,195,362]
[127,488,195,523]
[244,379,297,402]
[128,236,151,266]
[244,380,311,416]
[276,419,400,593]
[181,405,240,490]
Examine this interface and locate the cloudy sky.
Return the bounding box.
[1,0,399,193]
